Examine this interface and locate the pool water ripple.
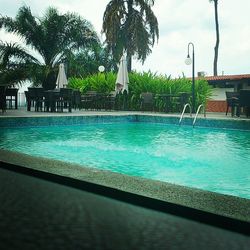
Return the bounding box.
[1,122,250,199]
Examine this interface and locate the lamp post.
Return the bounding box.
[185,42,195,113]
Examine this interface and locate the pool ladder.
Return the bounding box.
[179,103,192,124]
[192,104,206,127]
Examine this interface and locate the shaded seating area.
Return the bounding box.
[80,91,117,111]
[225,91,239,116]
[235,89,250,117]
[25,88,73,112]
[80,91,192,113]
[225,90,250,117]
[25,88,44,112]
[154,92,191,113]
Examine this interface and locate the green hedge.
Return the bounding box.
[68,71,212,112]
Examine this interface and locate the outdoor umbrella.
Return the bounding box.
[115,54,129,94]
[56,63,68,89]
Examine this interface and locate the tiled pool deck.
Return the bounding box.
[0,108,250,249]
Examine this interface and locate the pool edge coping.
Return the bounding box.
[0,149,249,224]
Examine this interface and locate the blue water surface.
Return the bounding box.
[1,122,250,199]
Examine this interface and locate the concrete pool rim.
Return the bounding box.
[0,149,249,236]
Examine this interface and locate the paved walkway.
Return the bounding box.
[0,167,249,250]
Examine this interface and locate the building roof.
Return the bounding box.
[200,74,250,82]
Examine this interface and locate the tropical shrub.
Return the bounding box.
[68,71,212,112]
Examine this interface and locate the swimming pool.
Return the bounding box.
[0,116,249,199]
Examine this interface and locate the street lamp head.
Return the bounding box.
[98,65,105,72]
[185,55,192,65]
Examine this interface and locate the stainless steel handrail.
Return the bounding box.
[179,103,192,124]
[193,104,206,127]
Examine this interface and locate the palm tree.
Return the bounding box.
[102,0,159,72]
[67,44,116,78]
[210,0,220,76]
[0,42,38,87]
[0,6,100,89]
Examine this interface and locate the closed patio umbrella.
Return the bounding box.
[115,53,129,94]
[56,63,68,89]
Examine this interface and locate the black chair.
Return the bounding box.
[26,88,38,111]
[235,89,250,117]
[80,91,97,110]
[140,92,154,111]
[104,91,116,110]
[72,90,81,110]
[56,88,73,112]
[35,88,46,111]
[171,92,191,112]
[95,93,105,110]
[225,91,239,116]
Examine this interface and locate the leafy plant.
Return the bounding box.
[0,6,100,89]
[68,71,212,112]
[102,0,159,71]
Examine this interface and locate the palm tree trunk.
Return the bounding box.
[126,0,133,72]
[213,0,219,76]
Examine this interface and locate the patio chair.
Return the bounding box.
[35,88,46,111]
[235,89,250,117]
[225,91,239,116]
[72,90,81,110]
[172,92,191,113]
[80,91,97,110]
[26,87,42,111]
[56,88,73,112]
[140,92,154,111]
[104,91,116,110]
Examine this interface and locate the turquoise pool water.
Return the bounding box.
[1,122,250,199]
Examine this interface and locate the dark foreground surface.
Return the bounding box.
[0,166,249,250]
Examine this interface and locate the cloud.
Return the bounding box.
[0,0,250,77]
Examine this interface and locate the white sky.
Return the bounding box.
[0,0,250,78]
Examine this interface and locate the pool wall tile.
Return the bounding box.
[0,114,250,130]
[135,115,250,130]
[0,115,136,128]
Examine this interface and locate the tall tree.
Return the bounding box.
[0,6,100,89]
[102,0,159,72]
[210,0,220,76]
[0,42,39,87]
[66,44,116,78]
